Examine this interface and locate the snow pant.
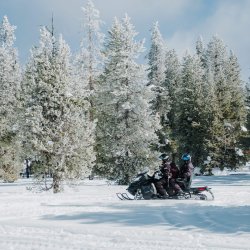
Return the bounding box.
[154,178,168,196]
[169,178,182,192]
[26,168,30,178]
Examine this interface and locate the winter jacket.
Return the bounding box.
[169,162,179,179]
[160,161,171,177]
[179,161,194,179]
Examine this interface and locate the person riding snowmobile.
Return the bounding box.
[168,162,183,195]
[154,153,171,199]
[123,153,214,201]
[168,153,194,196]
[178,153,194,190]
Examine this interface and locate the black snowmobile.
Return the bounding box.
[116,170,214,201]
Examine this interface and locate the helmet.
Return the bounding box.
[181,153,191,161]
[159,153,170,161]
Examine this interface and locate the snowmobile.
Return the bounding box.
[116,170,214,201]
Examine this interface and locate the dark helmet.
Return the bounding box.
[159,153,170,161]
[181,153,191,161]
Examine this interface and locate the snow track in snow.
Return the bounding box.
[1,175,250,250]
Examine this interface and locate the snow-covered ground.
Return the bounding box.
[1,174,250,250]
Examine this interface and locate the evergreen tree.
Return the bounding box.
[223,51,247,166]
[195,36,206,67]
[147,22,168,119]
[205,36,246,169]
[75,0,104,121]
[175,53,208,165]
[0,16,22,182]
[95,15,160,184]
[241,80,250,161]
[21,27,95,192]
[164,49,181,160]
[193,36,225,169]
[147,22,169,153]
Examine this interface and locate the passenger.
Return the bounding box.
[154,153,171,199]
[168,162,183,196]
[178,153,194,190]
[169,153,194,196]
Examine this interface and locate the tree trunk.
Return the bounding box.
[52,173,61,194]
[52,171,61,193]
[52,155,65,193]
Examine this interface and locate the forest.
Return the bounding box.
[0,0,249,192]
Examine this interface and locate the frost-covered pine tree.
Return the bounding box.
[95,15,160,184]
[195,36,206,67]
[21,27,95,192]
[147,22,172,153]
[204,36,246,169]
[223,50,246,167]
[164,49,181,159]
[175,53,208,165]
[205,36,232,120]
[226,51,246,123]
[165,49,181,116]
[0,16,22,182]
[75,0,104,120]
[147,22,168,119]
[241,80,250,154]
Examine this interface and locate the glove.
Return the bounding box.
[176,178,184,182]
[154,171,163,180]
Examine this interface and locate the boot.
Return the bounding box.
[176,189,184,196]
[157,193,169,199]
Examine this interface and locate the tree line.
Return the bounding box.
[0,1,249,192]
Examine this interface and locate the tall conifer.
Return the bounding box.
[95,15,160,184]
[22,28,95,192]
[0,16,22,181]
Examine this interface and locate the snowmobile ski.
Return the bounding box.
[116,192,134,200]
[116,192,124,200]
[121,193,134,200]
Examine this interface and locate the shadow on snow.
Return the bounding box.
[192,174,250,186]
[42,202,250,234]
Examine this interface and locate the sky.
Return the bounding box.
[0,0,250,81]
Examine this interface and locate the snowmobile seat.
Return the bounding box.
[176,174,193,191]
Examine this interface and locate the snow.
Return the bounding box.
[1,175,250,250]
[241,125,248,132]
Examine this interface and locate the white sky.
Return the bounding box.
[1,0,250,81]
